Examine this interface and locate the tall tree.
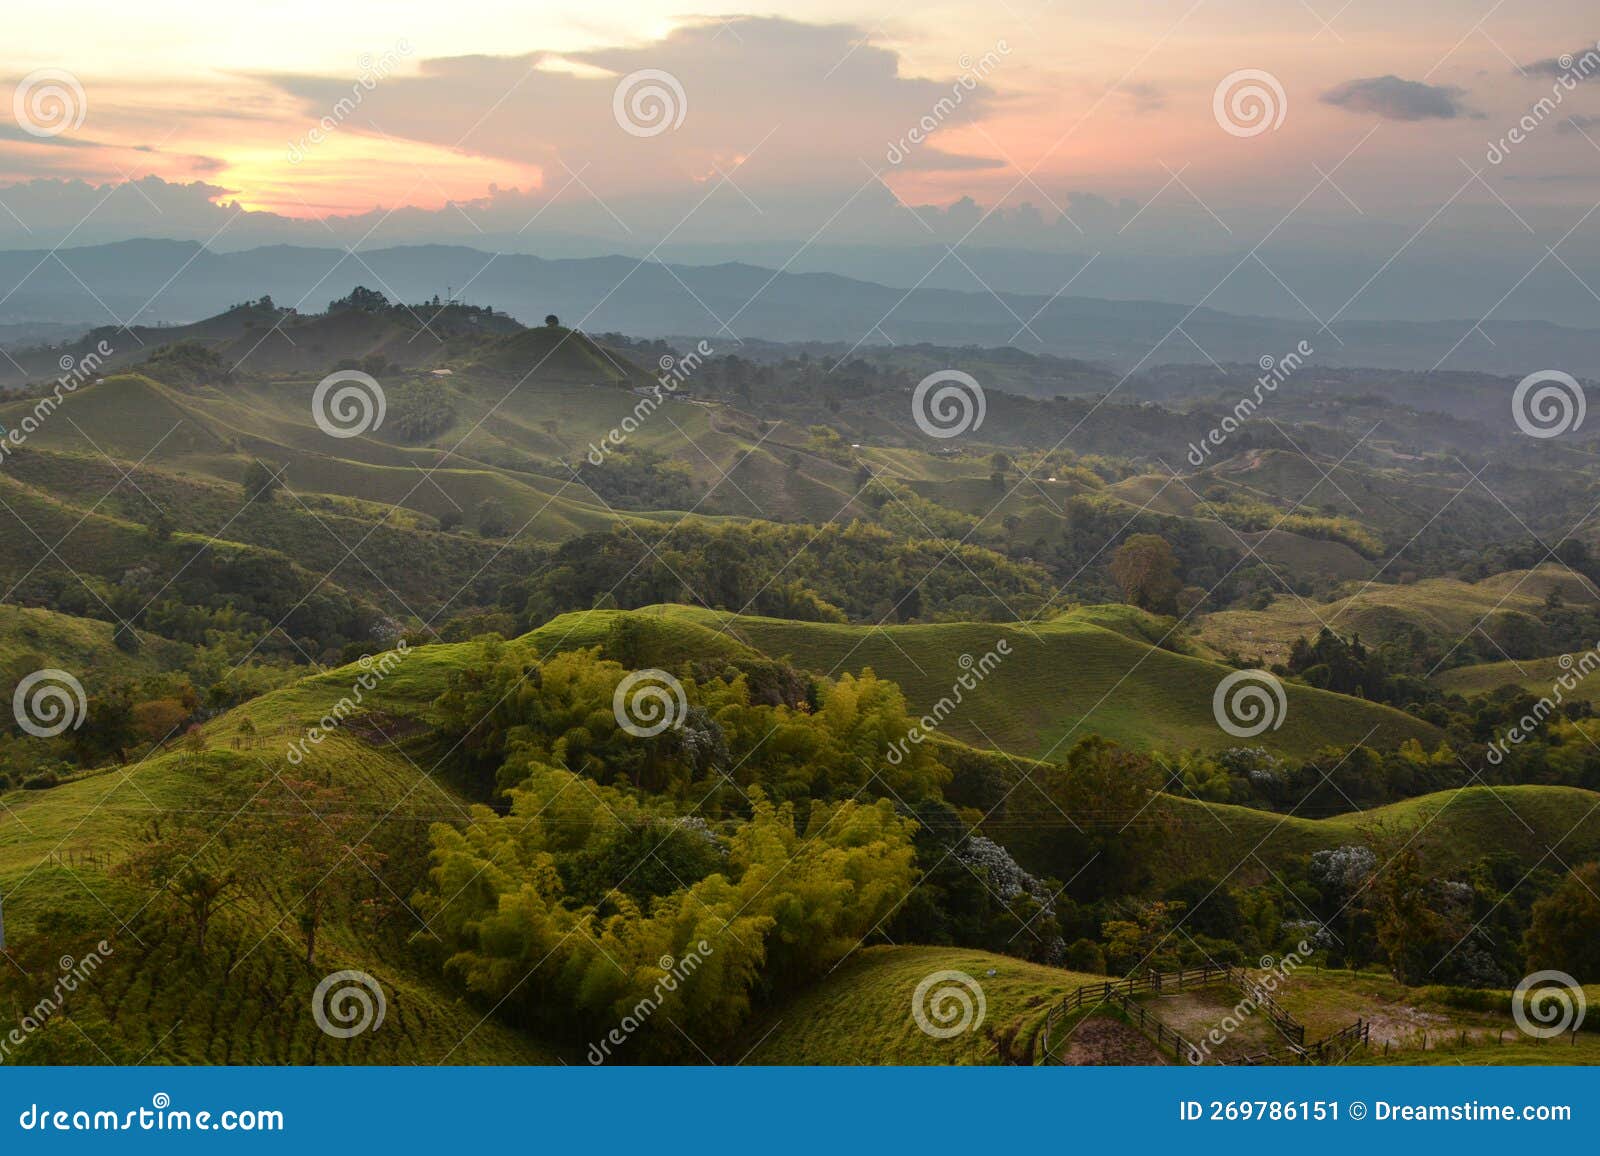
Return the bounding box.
[1524,863,1600,980]
[1109,533,1182,613]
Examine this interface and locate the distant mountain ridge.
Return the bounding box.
[2,239,1599,379]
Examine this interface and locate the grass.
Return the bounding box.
[2,627,1597,1066]
[741,945,1102,1065]
[0,602,193,676]
[0,653,562,1064]
[1433,654,1600,702]
[739,948,1600,1066]
[1152,785,1600,882]
[606,604,1438,760]
[1196,564,1592,666]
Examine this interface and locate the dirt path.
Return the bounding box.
[1056,1015,1169,1066]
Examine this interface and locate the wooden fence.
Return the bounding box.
[1035,964,1369,1067]
[1038,970,1217,1065]
[1224,965,1305,1048]
[46,849,113,871]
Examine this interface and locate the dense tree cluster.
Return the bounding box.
[507,521,1051,626]
[417,764,917,1059]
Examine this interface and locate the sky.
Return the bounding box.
[3,2,1600,321]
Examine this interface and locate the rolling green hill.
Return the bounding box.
[550,604,1439,759]
[470,324,653,384]
[741,945,1600,1066]
[0,609,1592,1066]
[1196,564,1597,666]
[1433,655,1599,702]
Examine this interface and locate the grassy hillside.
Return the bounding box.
[470,324,651,384]
[1,613,1593,1066]
[1196,564,1596,666]
[742,945,1101,1065]
[0,641,562,1064]
[742,946,1600,1066]
[1147,785,1600,881]
[1433,655,1597,701]
[0,603,194,677]
[583,605,1438,759]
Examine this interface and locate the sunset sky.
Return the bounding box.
[3,2,1600,292]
